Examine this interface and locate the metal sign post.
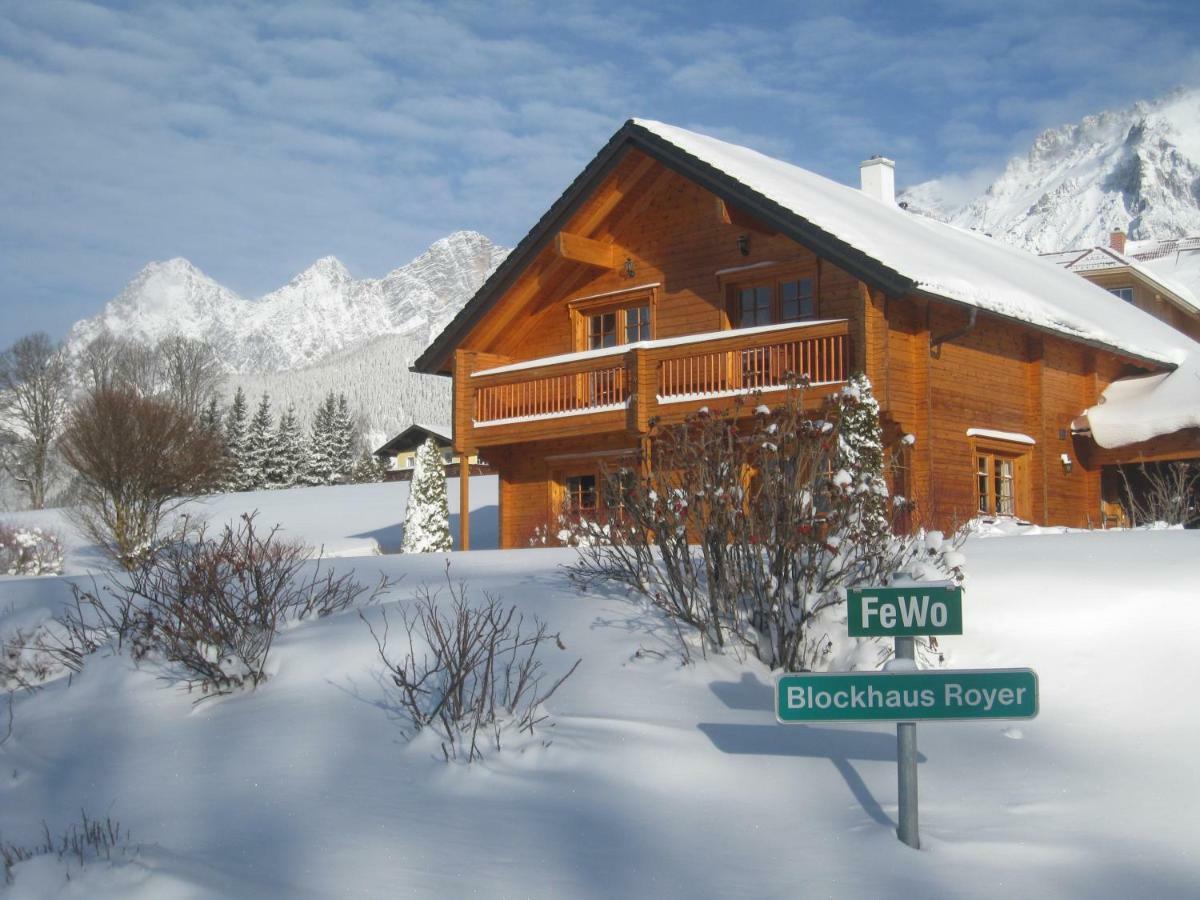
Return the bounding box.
[774,582,1039,852]
[894,634,920,849]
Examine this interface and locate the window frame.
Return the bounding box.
[721,263,820,330]
[568,286,657,352]
[1108,286,1135,304]
[968,435,1032,520]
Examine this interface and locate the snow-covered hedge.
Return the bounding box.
[0,524,64,577]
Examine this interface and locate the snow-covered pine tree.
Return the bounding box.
[302,392,338,486]
[350,448,388,484]
[244,393,274,490]
[833,373,890,553]
[332,393,356,483]
[223,387,250,492]
[402,437,452,553]
[268,405,305,488]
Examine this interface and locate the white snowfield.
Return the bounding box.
[1,482,1199,898]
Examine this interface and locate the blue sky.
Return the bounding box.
[2,0,1199,347]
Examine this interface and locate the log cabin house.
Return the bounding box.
[413,120,1199,548]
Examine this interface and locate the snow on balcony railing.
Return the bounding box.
[657,330,847,400]
[475,365,628,425]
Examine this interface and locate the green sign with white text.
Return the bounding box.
[775,669,1038,723]
[847,585,964,637]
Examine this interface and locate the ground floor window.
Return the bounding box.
[976,453,1016,516]
[968,434,1031,519]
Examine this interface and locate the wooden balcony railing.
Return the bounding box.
[460,319,849,446]
[474,363,628,425]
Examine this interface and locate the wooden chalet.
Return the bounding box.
[372,423,486,482]
[414,120,1199,548]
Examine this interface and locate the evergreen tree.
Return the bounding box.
[199,396,222,435]
[350,448,388,484]
[268,405,305,488]
[402,437,452,552]
[833,373,890,552]
[302,392,338,486]
[223,387,250,492]
[199,396,226,494]
[244,393,274,490]
[331,392,355,483]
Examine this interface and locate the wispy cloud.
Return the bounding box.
[0,0,1196,344]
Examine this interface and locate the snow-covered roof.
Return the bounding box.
[634,119,1193,368]
[374,422,453,456]
[1040,244,1200,313]
[1084,348,1200,448]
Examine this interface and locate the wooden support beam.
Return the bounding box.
[715,198,778,235]
[555,231,614,268]
[459,454,471,551]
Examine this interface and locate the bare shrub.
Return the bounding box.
[364,567,581,762]
[0,523,64,576]
[1118,461,1200,527]
[59,386,224,567]
[565,379,965,672]
[58,513,397,699]
[1,812,134,885]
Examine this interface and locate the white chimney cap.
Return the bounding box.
[859,156,896,205]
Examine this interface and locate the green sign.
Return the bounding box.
[847,585,963,637]
[776,669,1038,723]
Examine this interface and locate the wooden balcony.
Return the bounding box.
[456,319,850,449]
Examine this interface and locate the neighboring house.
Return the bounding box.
[372,423,483,481]
[414,119,1198,548]
[1041,232,1200,342]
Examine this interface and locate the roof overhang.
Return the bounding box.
[412,120,916,375]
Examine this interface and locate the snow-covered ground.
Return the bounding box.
[1,483,1198,898]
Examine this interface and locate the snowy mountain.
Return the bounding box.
[901,87,1200,253]
[66,231,508,374]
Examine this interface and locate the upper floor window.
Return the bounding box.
[732,273,817,329]
[1108,287,1134,304]
[571,288,655,352]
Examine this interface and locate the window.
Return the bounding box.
[737,285,773,326]
[780,278,816,321]
[571,291,655,352]
[976,453,1016,516]
[729,270,818,329]
[565,474,598,515]
[625,304,651,343]
[1108,287,1134,304]
[587,311,617,349]
[559,464,637,526]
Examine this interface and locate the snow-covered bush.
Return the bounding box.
[364,569,580,762]
[402,438,452,553]
[58,513,396,699]
[566,377,966,672]
[0,523,64,576]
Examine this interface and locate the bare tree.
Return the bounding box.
[58,386,223,566]
[76,333,159,397]
[0,334,72,509]
[157,336,224,416]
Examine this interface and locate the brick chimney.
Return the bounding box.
[859,156,896,204]
[1109,228,1127,255]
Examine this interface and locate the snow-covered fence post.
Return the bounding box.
[402,438,453,553]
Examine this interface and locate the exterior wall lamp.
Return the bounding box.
[1060,453,1073,474]
[737,233,750,256]
[623,257,636,278]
